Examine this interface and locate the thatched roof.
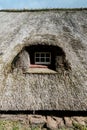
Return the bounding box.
[0,9,87,111]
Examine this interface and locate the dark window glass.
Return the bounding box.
[46,53,50,57]
[41,58,45,62]
[41,53,44,57]
[36,58,39,62]
[36,53,39,57]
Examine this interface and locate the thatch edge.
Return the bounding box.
[0,8,87,12]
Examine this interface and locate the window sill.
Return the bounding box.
[24,68,57,74]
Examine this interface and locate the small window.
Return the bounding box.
[35,52,51,65]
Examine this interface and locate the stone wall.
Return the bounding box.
[0,114,87,129]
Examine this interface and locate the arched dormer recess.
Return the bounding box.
[12,44,71,74]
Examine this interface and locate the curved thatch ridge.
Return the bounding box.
[0,9,87,111]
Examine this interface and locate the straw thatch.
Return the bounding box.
[0,9,87,111]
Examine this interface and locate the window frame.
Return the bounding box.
[35,52,51,65]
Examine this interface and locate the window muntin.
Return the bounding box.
[35,52,51,64]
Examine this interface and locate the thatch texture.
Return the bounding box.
[0,9,87,110]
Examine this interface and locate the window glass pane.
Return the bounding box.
[46,53,50,57]
[36,53,39,57]
[41,58,45,62]
[41,53,44,57]
[46,58,50,62]
[36,58,39,62]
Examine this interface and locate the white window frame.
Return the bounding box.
[35,52,51,65]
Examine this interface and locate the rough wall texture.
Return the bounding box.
[0,114,87,129]
[0,9,87,110]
